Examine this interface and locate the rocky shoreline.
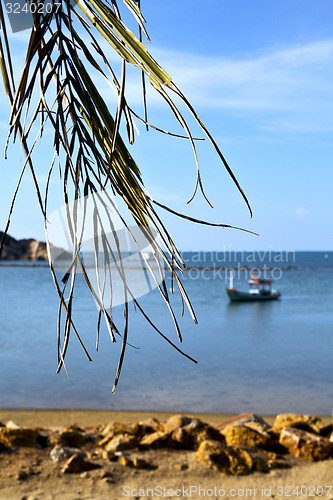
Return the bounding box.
[1,412,332,476]
[0,231,49,261]
[1,411,333,499]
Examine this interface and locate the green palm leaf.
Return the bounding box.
[0,0,253,390]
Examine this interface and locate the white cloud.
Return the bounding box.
[88,38,333,136]
[158,40,333,103]
[2,34,333,137]
[145,40,333,131]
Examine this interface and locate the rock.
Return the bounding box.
[196,440,289,475]
[170,426,196,449]
[244,421,272,435]
[0,428,41,448]
[15,467,37,481]
[127,423,141,435]
[101,421,130,438]
[162,415,194,433]
[105,434,138,452]
[118,455,153,469]
[115,451,131,457]
[132,457,153,469]
[140,431,173,449]
[195,439,229,473]
[138,417,162,434]
[100,470,113,479]
[183,419,206,432]
[244,422,283,453]
[0,231,68,261]
[61,454,101,474]
[198,426,226,446]
[273,414,322,434]
[221,424,271,449]
[318,424,333,437]
[266,453,291,470]
[195,440,252,475]
[226,446,255,475]
[0,441,9,452]
[148,414,225,450]
[118,455,132,467]
[49,445,86,462]
[36,434,49,448]
[6,421,20,430]
[102,476,114,484]
[217,413,271,431]
[50,427,88,448]
[218,415,278,449]
[252,456,270,473]
[279,427,333,460]
[88,449,102,460]
[16,469,29,481]
[0,232,48,261]
[99,422,136,447]
[102,450,117,462]
[246,449,290,472]
[171,422,225,450]
[100,471,114,483]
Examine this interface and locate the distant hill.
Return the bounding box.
[0,231,49,261]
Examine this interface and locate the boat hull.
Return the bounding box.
[226,288,281,302]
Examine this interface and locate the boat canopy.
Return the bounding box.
[249,278,273,284]
[248,275,273,295]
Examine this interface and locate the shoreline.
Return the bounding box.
[0,408,331,429]
[1,409,332,499]
[0,409,260,428]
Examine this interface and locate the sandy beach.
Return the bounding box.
[0,409,332,500]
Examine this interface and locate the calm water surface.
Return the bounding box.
[0,251,332,414]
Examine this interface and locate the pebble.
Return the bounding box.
[49,445,86,462]
[16,469,28,481]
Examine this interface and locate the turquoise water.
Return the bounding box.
[0,251,332,414]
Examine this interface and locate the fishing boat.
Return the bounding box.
[226,273,281,302]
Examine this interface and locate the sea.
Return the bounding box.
[0,250,332,415]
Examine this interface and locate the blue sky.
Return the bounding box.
[1,0,333,251]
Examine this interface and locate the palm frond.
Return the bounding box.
[0,0,253,390]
